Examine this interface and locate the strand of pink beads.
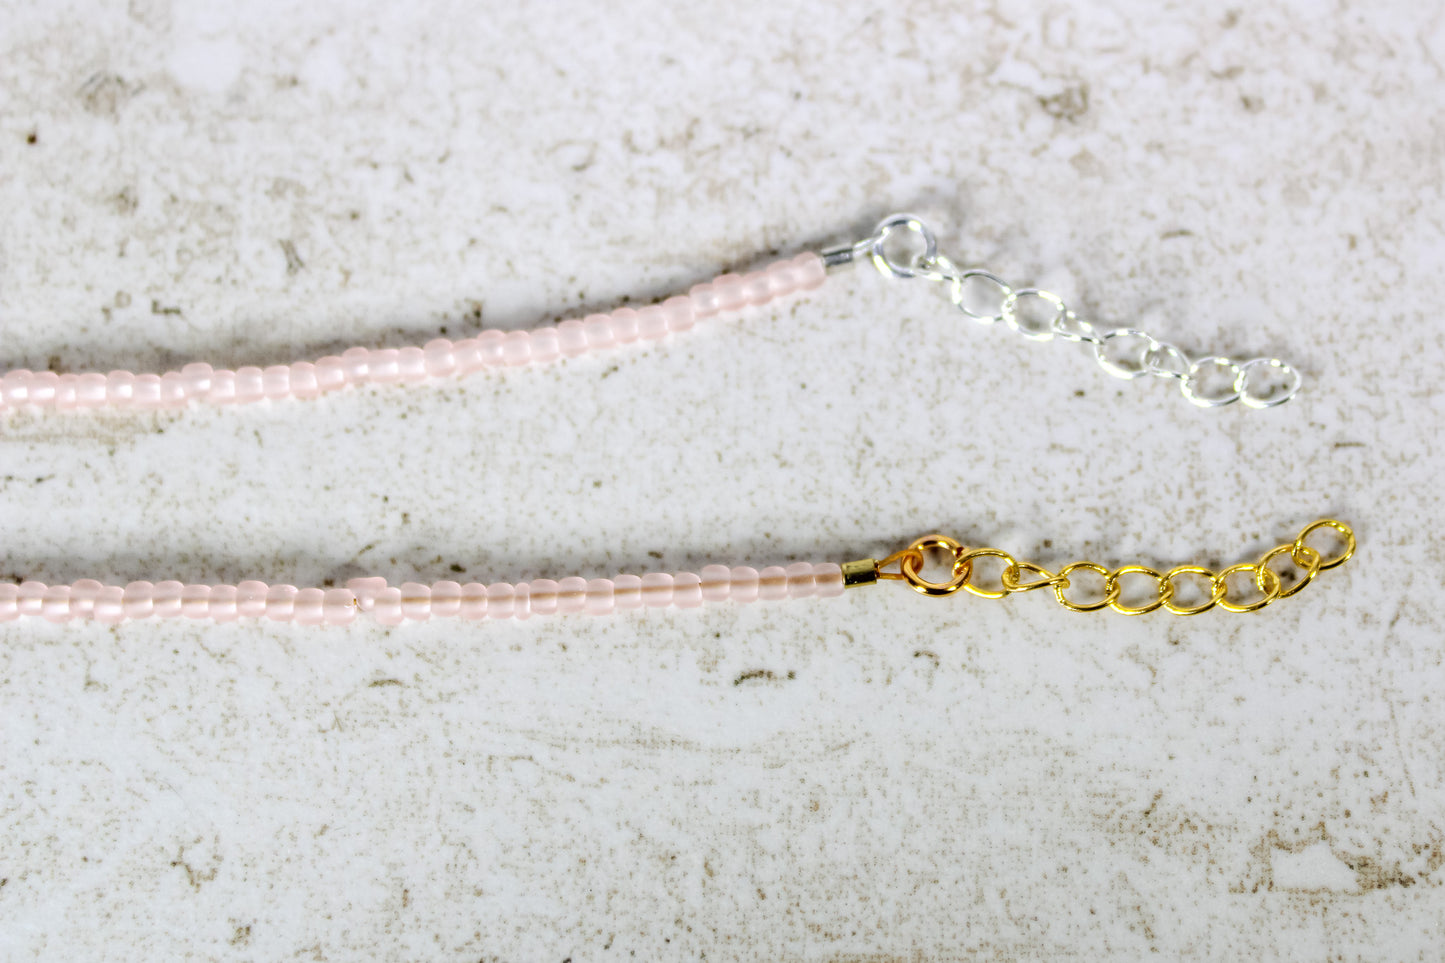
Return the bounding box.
[0,563,845,625]
[0,252,826,412]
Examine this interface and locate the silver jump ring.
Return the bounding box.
[1181,356,1244,408]
[1094,329,1161,380]
[867,214,938,280]
[948,270,1013,325]
[1237,358,1301,408]
[1143,342,1191,381]
[1000,288,1065,342]
[1052,311,1103,345]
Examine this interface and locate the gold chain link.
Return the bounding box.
[862,519,1354,615]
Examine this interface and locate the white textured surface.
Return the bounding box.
[2,1,1443,959]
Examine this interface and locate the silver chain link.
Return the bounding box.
[824,213,1302,410]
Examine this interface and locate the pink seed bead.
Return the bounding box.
[180,362,214,397]
[70,579,103,618]
[583,315,616,349]
[105,370,136,405]
[766,258,799,297]
[2,370,33,406]
[94,586,125,623]
[689,283,721,318]
[233,367,264,404]
[785,561,816,598]
[585,578,615,615]
[529,579,559,616]
[315,357,346,392]
[289,362,320,398]
[530,327,561,364]
[486,583,516,619]
[640,572,674,608]
[372,587,404,626]
[209,585,239,622]
[730,566,761,604]
[740,270,772,307]
[42,584,72,622]
[712,273,747,312]
[341,347,370,382]
[700,565,731,603]
[28,371,58,405]
[673,572,703,609]
[181,584,211,619]
[477,330,506,366]
[77,372,109,407]
[662,295,695,332]
[294,587,326,625]
[262,365,291,400]
[557,576,588,614]
[159,371,187,406]
[323,588,357,625]
[265,584,297,621]
[430,580,461,618]
[793,251,826,290]
[132,373,164,407]
[513,583,532,620]
[606,310,639,343]
[54,374,79,410]
[613,573,643,610]
[0,583,20,622]
[813,563,845,598]
[368,349,401,384]
[399,582,431,621]
[637,305,668,340]
[207,370,237,404]
[556,320,589,357]
[122,581,154,619]
[396,346,427,382]
[237,580,269,618]
[758,566,789,601]
[452,338,484,375]
[346,577,388,612]
[459,583,489,619]
[152,580,184,618]
[502,331,532,366]
[17,581,45,616]
[423,339,457,377]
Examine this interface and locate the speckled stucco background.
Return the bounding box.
[1,0,1442,959]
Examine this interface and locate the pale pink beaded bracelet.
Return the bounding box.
[1,214,1336,626]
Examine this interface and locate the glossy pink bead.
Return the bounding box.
[556,320,588,357]
[793,251,826,290]
[77,372,108,407]
[372,587,404,625]
[94,586,126,624]
[513,583,532,621]
[486,583,516,619]
[399,582,431,621]
[813,563,845,598]
[265,584,298,621]
[556,576,588,614]
[700,565,731,603]
[368,349,401,384]
[785,561,816,598]
[181,584,211,619]
[2,370,32,406]
[583,315,616,349]
[209,585,239,622]
[477,331,506,366]
[452,338,485,375]
[41,584,72,622]
[662,295,695,332]
[159,371,187,406]
[607,310,639,343]
[613,573,643,609]
[17,581,45,616]
[54,374,79,410]
[530,326,561,364]
[28,371,58,405]
[105,370,136,405]
[672,572,702,608]
[346,577,388,612]
[262,365,291,400]
[233,368,264,404]
[640,572,674,608]
[740,270,772,307]
[758,566,789,601]
[70,579,103,619]
[730,566,760,604]
[430,580,462,618]
[153,580,184,618]
[459,583,489,619]
[396,346,427,382]
[289,362,320,399]
[766,258,799,297]
[207,370,238,404]
[424,339,457,377]
[502,331,532,367]
[122,581,155,619]
[712,273,748,312]
[529,579,559,616]
[585,578,615,615]
[294,587,326,625]
[315,357,346,392]
[236,580,269,618]
[689,283,721,318]
[323,588,357,625]
[637,305,668,340]
[180,363,214,397]
[341,347,370,383]
[0,583,21,622]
